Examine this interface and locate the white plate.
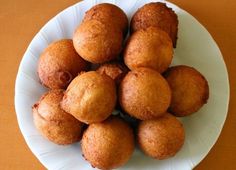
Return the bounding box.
[15,0,229,169]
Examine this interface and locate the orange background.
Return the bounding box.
[0,0,235,169]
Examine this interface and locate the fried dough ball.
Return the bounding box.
[131,2,178,47]
[164,65,209,116]
[32,90,84,145]
[81,116,135,169]
[73,20,123,64]
[138,113,185,160]
[83,3,128,36]
[61,71,116,124]
[119,68,171,120]
[124,27,173,73]
[96,62,128,85]
[38,39,88,89]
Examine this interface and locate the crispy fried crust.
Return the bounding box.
[96,62,129,85]
[61,71,117,124]
[119,68,171,120]
[131,2,178,47]
[32,90,84,145]
[164,65,209,116]
[81,116,135,169]
[73,20,123,64]
[38,39,88,89]
[137,113,185,159]
[124,27,173,73]
[83,3,128,36]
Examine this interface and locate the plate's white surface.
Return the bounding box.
[15,0,229,169]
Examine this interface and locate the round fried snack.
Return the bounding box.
[138,113,185,160]
[96,62,128,85]
[131,2,178,47]
[119,68,171,120]
[83,3,128,36]
[38,39,88,89]
[73,20,123,64]
[32,90,84,145]
[164,65,209,116]
[81,116,135,169]
[124,27,173,73]
[61,71,117,124]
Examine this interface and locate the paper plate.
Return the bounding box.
[15,0,229,169]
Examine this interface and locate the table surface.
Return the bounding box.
[0,0,235,169]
